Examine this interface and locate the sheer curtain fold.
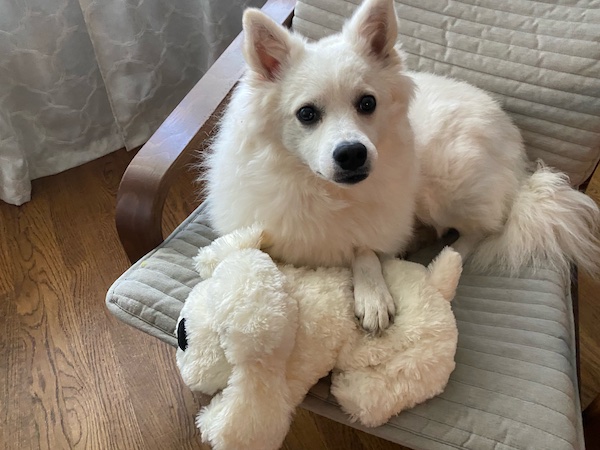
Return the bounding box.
[0,0,263,205]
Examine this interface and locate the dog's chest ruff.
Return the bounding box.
[256,180,413,266]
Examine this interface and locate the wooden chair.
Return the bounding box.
[110,1,600,448]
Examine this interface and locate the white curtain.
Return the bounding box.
[0,0,264,206]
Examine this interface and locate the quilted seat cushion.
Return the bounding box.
[292,0,600,187]
[106,204,585,450]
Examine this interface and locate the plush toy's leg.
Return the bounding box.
[332,344,457,428]
[332,369,401,427]
[197,363,295,450]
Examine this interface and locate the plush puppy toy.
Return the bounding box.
[176,225,461,450]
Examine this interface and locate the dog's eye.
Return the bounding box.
[357,95,376,115]
[296,105,320,125]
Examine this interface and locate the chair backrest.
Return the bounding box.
[292,0,600,187]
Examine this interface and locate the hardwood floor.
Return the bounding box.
[1,148,598,449]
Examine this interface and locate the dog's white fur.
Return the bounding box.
[204,0,600,333]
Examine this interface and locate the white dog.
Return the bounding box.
[203,0,600,334]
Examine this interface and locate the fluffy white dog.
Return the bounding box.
[203,0,600,333]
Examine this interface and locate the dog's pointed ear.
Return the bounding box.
[344,0,398,60]
[242,9,295,81]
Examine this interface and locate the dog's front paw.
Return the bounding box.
[354,284,395,336]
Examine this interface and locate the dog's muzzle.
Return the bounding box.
[333,141,370,184]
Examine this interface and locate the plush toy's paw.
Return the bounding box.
[353,280,395,335]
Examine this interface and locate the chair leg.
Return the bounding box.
[583,394,600,449]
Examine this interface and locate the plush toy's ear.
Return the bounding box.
[243,9,299,81]
[343,0,398,61]
[427,247,463,302]
[193,224,266,278]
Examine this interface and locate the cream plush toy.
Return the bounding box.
[176,225,462,450]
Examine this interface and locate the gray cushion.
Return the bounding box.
[106,204,585,450]
[292,0,600,187]
[107,203,217,344]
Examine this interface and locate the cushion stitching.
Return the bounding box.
[457,326,571,350]
[459,278,566,293]
[507,109,600,135]
[449,0,597,25]
[307,392,524,450]
[436,391,577,445]
[517,128,600,154]
[454,310,570,334]
[455,294,566,312]
[458,327,571,355]
[136,265,199,285]
[400,0,600,38]
[293,16,340,35]
[115,281,187,308]
[524,143,599,164]
[455,360,575,398]
[457,326,570,353]
[459,347,575,377]
[297,8,600,62]
[397,16,600,61]
[296,0,358,22]
[109,295,177,337]
[406,51,600,112]
[398,20,600,82]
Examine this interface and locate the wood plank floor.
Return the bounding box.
[1,148,599,450]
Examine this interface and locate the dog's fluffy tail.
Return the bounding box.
[469,164,600,275]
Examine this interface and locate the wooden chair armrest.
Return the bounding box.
[116,0,295,263]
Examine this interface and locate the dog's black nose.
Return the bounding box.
[333,142,367,171]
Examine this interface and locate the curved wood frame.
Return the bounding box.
[114,0,599,445]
